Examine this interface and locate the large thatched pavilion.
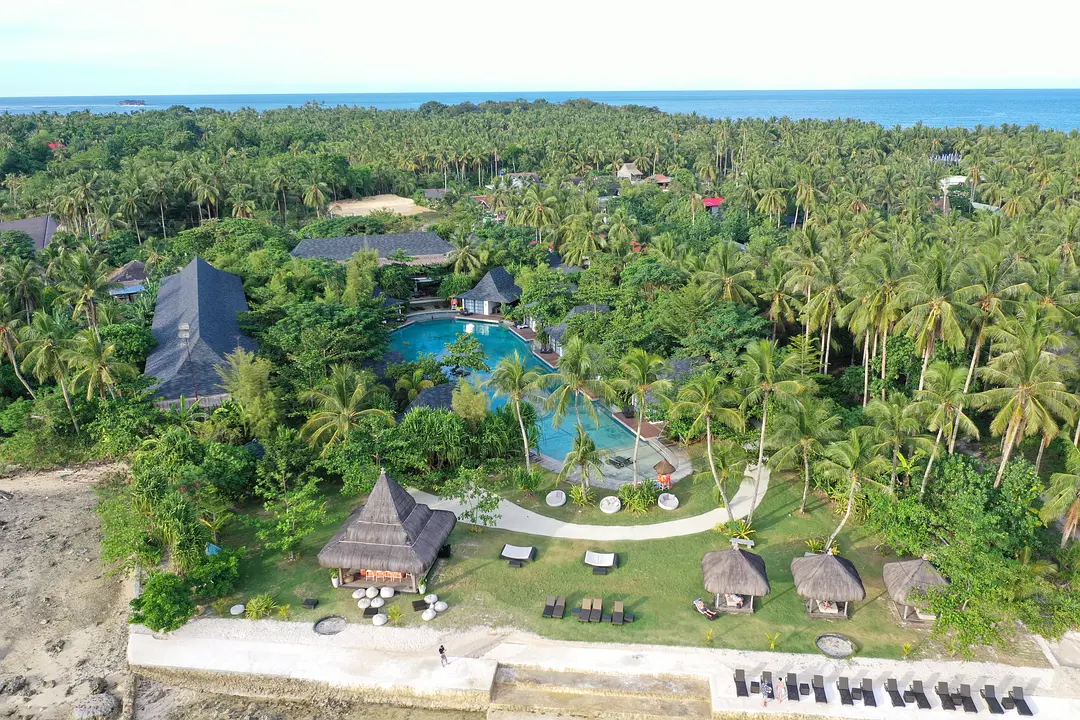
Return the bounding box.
[702,548,770,613]
[883,559,948,622]
[790,553,866,619]
[318,470,456,593]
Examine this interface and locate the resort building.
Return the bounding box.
[290,232,453,267]
[545,303,611,357]
[704,196,724,215]
[504,171,540,188]
[0,215,60,252]
[646,173,672,190]
[403,383,454,415]
[616,162,644,182]
[144,257,258,409]
[455,266,521,316]
[107,259,148,302]
[318,470,456,593]
[422,188,448,202]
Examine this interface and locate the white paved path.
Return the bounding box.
[411,465,769,541]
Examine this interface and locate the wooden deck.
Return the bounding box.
[611,410,663,439]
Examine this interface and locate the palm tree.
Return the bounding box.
[518,184,559,245]
[758,264,800,340]
[611,349,671,484]
[693,241,756,304]
[1044,442,1080,548]
[670,370,745,519]
[974,335,1075,487]
[20,309,78,429]
[63,329,135,400]
[897,244,970,391]
[300,365,391,451]
[395,367,434,402]
[487,351,543,472]
[738,339,804,521]
[557,425,608,490]
[0,302,35,398]
[302,179,329,217]
[911,362,979,499]
[542,336,610,431]
[0,257,44,323]
[768,396,841,513]
[864,394,922,490]
[447,233,483,275]
[816,427,888,552]
[56,251,113,337]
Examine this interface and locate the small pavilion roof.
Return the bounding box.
[791,553,866,602]
[882,559,948,607]
[703,548,771,597]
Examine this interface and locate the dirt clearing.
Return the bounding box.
[328,194,433,217]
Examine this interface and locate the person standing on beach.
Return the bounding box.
[439,645,448,666]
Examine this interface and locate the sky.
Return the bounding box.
[2,0,1079,96]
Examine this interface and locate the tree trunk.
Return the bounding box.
[862,331,870,406]
[705,417,734,522]
[994,419,1019,488]
[59,375,79,433]
[826,478,858,552]
[950,333,982,453]
[799,447,811,514]
[748,393,769,522]
[823,314,834,375]
[159,201,168,239]
[631,391,643,486]
[515,398,531,474]
[1035,435,1048,475]
[919,426,944,501]
[5,340,35,399]
[891,446,899,489]
[917,342,932,392]
[880,323,889,401]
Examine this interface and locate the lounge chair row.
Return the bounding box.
[541,596,566,619]
[567,597,635,625]
[732,671,1034,715]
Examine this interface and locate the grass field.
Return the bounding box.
[220,470,932,660]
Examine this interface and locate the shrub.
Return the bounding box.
[130,572,196,632]
[188,548,242,599]
[619,480,659,514]
[512,467,542,495]
[386,605,404,624]
[723,519,755,541]
[244,592,279,619]
[570,484,594,506]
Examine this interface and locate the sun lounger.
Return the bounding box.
[543,595,556,618]
[552,596,566,619]
[911,681,931,709]
[577,598,592,622]
[761,672,774,701]
[981,685,1004,715]
[838,676,853,705]
[501,544,537,565]
[937,682,957,711]
[812,675,827,703]
[959,684,977,713]
[734,669,749,697]
[412,599,429,612]
[612,600,625,625]
[584,550,618,573]
[589,598,602,622]
[887,678,905,707]
[786,673,799,702]
[862,678,877,707]
[1010,687,1033,717]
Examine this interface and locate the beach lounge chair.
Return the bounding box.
[543,595,556,618]
[501,544,536,566]
[911,681,931,709]
[959,684,977,713]
[838,677,853,705]
[552,596,566,619]
[980,685,1004,715]
[786,673,799,702]
[812,675,827,703]
[612,600,625,625]
[1010,687,1033,717]
[862,678,877,707]
[887,678,905,707]
[584,550,618,575]
[937,681,957,710]
[589,598,602,622]
[577,598,593,622]
[734,669,749,698]
[761,672,774,701]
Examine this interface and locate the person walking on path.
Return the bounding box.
[439,645,448,666]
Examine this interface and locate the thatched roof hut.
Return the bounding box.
[318,470,456,593]
[791,554,866,619]
[883,559,948,620]
[653,458,676,475]
[702,548,770,612]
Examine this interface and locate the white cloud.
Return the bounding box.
[1,0,1078,95]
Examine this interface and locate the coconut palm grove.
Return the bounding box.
[1,100,1079,656]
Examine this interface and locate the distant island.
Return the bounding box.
[117,99,145,106]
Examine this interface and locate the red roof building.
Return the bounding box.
[703,197,725,208]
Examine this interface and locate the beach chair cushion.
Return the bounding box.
[786,673,799,701]
[813,675,827,703]
[553,597,566,619]
[578,598,592,622]
[543,596,556,618]
[862,678,877,707]
[734,669,749,697]
[838,677,853,705]
[1011,688,1033,717]
[584,551,617,568]
[911,681,931,710]
[887,678,905,707]
[936,682,956,710]
[589,599,602,622]
[509,559,524,568]
[501,544,536,562]
[981,686,1004,715]
[612,600,625,625]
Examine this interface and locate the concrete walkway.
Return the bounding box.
[411,465,769,541]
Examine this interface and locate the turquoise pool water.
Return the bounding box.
[390,318,637,459]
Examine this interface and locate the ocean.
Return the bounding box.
[1,89,1080,130]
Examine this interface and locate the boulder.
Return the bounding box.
[371,614,388,626]
[379,586,395,599]
[72,693,120,720]
[433,601,448,613]
[351,588,366,599]
[421,608,436,621]
[365,587,379,599]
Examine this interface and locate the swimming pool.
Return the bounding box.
[390,318,638,460]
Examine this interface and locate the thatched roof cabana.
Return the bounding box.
[653,458,676,475]
[318,470,456,593]
[883,559,948,621]
[791,553,866,619]
[702,548,770,613]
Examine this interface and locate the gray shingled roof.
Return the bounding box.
[545,251,581,273]
[404,383,455,414]
[290,232,452,265]
[547,304,611,344]
[108,260,147,286]
[457,267,521,304]
[0,215,59,251]
[423,188,447,200]
[144,257,257,403]
[318,470,456,575]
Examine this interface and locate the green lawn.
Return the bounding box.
[220,472,930,660]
